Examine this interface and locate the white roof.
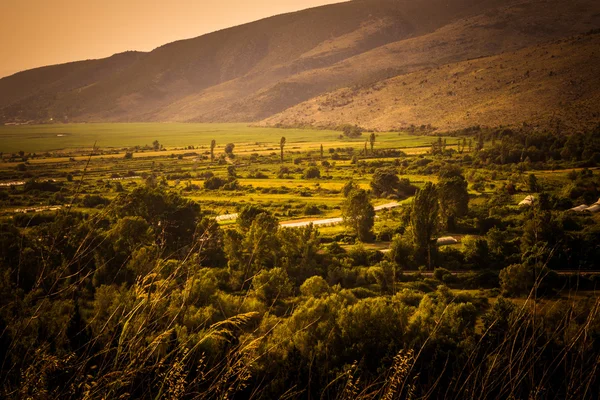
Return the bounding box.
[570,204,589,212]
[518,195,535,206]
[437,236,458,246]
[587,204,600,213]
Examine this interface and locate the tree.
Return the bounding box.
[342,124,363,138]
[242,212,280,274]
[437,174,469,231]
[371,168,400,197]
[343,189,375,242]
[224,143,235,156]
[204,176,226,190]
[238,204,268,231]
[369,133,376,154]
[114,186,201,253]
[252,268,293,304]
[152,140,160,151]
[320,144,324,159]
[280,137,286,163]
[303,166,321,179]
[528,173,539,192]
[370,168,416,198]
[227,165,237,179]
[300,276,331,297]
[409,182,439,269]
[342,179,359,197]
[210,139,216,162]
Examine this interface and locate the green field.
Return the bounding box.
[0,123,453,154]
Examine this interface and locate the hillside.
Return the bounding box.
[264,32,600,132]
[0,0,599,125]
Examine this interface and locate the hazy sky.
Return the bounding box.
[0,0,345,78]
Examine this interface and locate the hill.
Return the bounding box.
[0,0,599,126]
[263,31,600,132]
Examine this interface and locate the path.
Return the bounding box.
[280,201,400,228]
[215,202,401,228]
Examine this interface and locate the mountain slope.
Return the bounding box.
[0,0,599,125]
[264,32,600,132]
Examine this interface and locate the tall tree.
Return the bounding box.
[437,174,469,231]
[409,182,439,269]
[280,136,286,163]
[342,189,375,242]
[210,139,216,162]
[369,133,376,154]
[320,144,324,159]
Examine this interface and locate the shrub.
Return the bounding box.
[304,204,322,215]
[300,276,332,297]
[252,268,293,304]
[303,166,321,179]
[204,176,226,190]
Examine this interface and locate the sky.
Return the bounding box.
[0,0,346,79]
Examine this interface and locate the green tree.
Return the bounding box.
[210,139,216,162]
[408,182,439,269]
[242,212,280,276]
[278,224,321,284]
[437,174,469,231]
[224,143,235,156]
[370,168,416,198]
[300,276,331,297]
[303,166,321,179]
[227,165,237,179]
[370,168,400,197]
[238,204,268,231]
[342,124,363,138]
[114,186,200,253]
[342,179,359,197]
[252,268,293,304]
[369,132,376,154]
[152,140,160,151]
[343,189,375,242]
[280,136,286,163]
[528,173,539,192]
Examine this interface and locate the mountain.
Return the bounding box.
[264,31,600,132]
[1,0,599,130]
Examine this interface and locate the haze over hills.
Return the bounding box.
[1,0,599,131]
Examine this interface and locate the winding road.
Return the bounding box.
[216,202,401,227]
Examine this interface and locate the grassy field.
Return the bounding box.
[0,123,454,154]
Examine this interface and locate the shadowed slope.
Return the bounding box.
[0,0,599,125]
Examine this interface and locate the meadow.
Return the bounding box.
[0,123,452,154]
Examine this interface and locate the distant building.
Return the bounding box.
[569,198,600,213]
[518,195,535,207]
[437,236,458,246]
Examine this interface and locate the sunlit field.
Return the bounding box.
[0,123,454,154]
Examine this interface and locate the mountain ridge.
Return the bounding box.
[1,0,599,129]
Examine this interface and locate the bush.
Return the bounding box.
[252,268,293,304]
[204,176,226,190]
[81,194,111,208]
[304,204,322,215]
[303,166,321,179]
[300,276,332,297]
